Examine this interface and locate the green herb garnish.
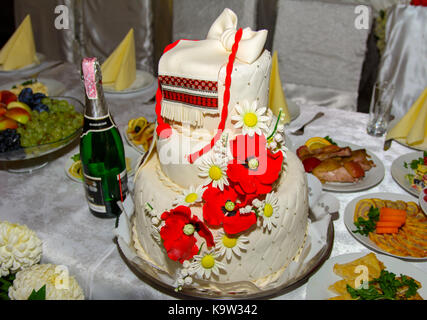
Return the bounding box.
[346,270,420,300]
[71,153,80,162]
[353,206,380,236]
[404,151,427,170]
[0,274,15,300]
[324,136,337,146]
[28,284,46,300]
[21,79,37,86]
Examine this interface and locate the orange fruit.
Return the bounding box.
[305,137,331,151]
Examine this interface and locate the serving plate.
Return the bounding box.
[306,251,427,300]
[343,192,426,261]
[103,70,157,101]
[0,96,83,171]
[0,53,46,74]
[420,188,427,214]
[391,151,425,197]
[65,145,141,183]
[0,77,65,97]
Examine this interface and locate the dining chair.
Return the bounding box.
[171,0,258,42]
[272,0,373,112]
[14,0,155,73]
[376,4,427,121]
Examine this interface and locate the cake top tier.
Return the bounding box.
[159,8,267,80]
[157,8,269,129]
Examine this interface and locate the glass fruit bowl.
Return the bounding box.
[0,96,84,171]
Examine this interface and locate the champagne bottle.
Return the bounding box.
[80,57,128,218]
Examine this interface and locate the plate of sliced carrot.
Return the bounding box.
[344,192,427,261]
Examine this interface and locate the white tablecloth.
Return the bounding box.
[0,63,425,300]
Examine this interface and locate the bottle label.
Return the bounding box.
[82,169,129,215]
[81,113,116,137]
[82,174,106,213]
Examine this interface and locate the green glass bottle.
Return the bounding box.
[80,57,128,218]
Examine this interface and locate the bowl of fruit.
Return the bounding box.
[0,88,83,169]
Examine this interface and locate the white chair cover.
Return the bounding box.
[171,0,258,42]
[377,4,427,121]
[14,0,155,73]
[273,0,373,111]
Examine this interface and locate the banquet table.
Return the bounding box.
[0,62,425,300]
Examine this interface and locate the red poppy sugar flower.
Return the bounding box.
[202,185,257,235]
[160,206,214,263]
[227,133,283,196]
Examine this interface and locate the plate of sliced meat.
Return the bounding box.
[296,139,385,192]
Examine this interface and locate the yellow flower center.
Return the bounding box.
[185,193,198,203]
[224,200,235,212]
[264,203,274,217]
[209,165,223,181]
[201,254,215,269]
[222,235,237,248]
[183,224,195,236]
[248,158,259,170]
[243,112,258,128]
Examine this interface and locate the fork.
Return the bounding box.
[290,112,325,136]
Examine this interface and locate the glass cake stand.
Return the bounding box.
[116,216,334,300]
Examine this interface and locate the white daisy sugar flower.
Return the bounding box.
[8,264,84,300]
[215,231,249,261]
[198,153,229,191]
[0,221,42,277]
[260,192,280,231]
[173,185,206,207]
[231,100,269,137]
[188,250,226,280]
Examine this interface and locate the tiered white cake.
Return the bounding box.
[133,8,309,294]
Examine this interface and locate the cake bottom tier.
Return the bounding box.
[132,150,309,291]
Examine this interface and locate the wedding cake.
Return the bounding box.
[132,8,309,295]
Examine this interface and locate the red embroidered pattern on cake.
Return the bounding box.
[162,90,218,109]
[159,75,218,92]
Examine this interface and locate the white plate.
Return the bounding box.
[65,145,140,183]
[343,192,426,261]
[0,77,65,96]
[0,53,45,74]
[420,187,427,214]
[103,70,157,98]
[306,251,427,300]
[391,151,425,197]
[124,125,150,155]
[316,140,385,192]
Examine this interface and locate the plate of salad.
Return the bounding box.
[344,192,426,261]
[391,151,427,197]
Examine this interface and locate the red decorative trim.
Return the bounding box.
[163,90,218,109]
[187,28,243,164]
[155,39,185,138]
[159,75,218,92]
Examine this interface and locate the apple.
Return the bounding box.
[4,108,30,124]
[0,107,6,117]
[7,101,32,113]
[0,116,18,130]
[0,90,17,105]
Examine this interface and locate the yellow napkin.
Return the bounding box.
[386,87,427,149]
[101,28,136,91]
[268,51,290,124]
[0,15,39,71]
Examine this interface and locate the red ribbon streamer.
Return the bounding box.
[187,28,243,163]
